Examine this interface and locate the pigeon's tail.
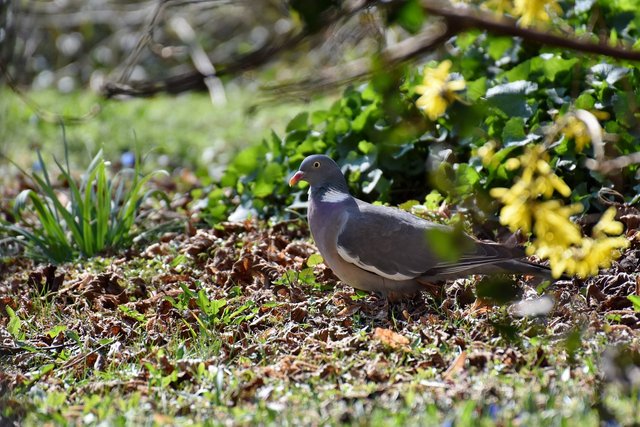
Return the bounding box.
[492,259,553,278]
[419,257,558,281]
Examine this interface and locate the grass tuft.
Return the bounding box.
[1,129,168,263]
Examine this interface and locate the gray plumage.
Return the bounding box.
[289,154,549,297]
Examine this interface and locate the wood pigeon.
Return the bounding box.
[289,154,550,297]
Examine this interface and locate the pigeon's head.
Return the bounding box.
[289,154,346,189]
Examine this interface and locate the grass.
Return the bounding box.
[3,142,168,262]
[1,88,639,426]
[1,221,639,426]
[0,86,332,173]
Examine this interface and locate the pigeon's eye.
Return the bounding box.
[313,161,320,168]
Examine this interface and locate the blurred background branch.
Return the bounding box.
[3,0,640,102]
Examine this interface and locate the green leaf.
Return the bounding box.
[210,299,228,318]
[47,325,67,339]
[357,140,376,154]
[297,267,317,285]
[486,81,538,119]
[424,225,471,263]
[476,276,520,305]
[575,93,596,109]
[502,117,526,145]
[230,145,267,175]
[487,37,513,61]
[352,105,377,132]
[286,112,309,133]
[424,191,444,210]
[6,306,23,339]
[306,253,324,267]
[454,164,480,195]
[466,77,487,102]
[392,0,425,33]
[289,0,339,31]
[628,295,640,311]
[399,200,420,212]
[564,328,582,359]
[118,305,146,322]
[503,61,532,82]
[539,55,578,82]
[254,162,284,198]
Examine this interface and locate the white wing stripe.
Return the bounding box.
[336,244,416,281]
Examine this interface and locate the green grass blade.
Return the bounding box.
[20,192,74,261]
[52,155,89,253]
[29,171,84,250]
[95,161,111,251]
[35,150,61,224]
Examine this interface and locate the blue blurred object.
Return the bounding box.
[32,159,44,173]
[120,150,135,168]
[488,403,499,419]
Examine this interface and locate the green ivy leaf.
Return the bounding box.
[424,190,444,210]
[454,164,480,195]
[486,81,538,119]
[502,117,526,145]
[487,37,513,61]
[539,55,578,82]
[253,163,284,198]
[466,77,487,102]
[286,112,310,133]
[392,0,425,33]
[399,200,420,212]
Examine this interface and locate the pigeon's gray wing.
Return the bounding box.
[335,202,525,280]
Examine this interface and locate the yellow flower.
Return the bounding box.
[499,198,532,233]
[560,235,629,278]
[532,200,583,248]
[490,142,629,278]
[477,141,497,167]
[593,207,625,237]
[525,205,629,278]
[481,0,514,15]
[505,158,521,170]
[415,60,466,121]
[513,0,562,26]
[561,116,591,153]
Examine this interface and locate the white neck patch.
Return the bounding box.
[319,188,349,203]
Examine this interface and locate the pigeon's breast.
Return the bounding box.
[308,196,347,258]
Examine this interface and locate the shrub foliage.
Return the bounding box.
[204,0,640,277]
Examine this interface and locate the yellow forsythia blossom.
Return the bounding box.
[481,0,514,15]
[513,0,562,26]
[489,145,629,278]
[561,116,591,153]
[415,60,466,121]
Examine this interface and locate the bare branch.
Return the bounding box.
[264,23,451,97]
[104,0,640,98]
[421,1,640,61]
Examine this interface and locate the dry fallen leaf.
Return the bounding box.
[443,351,467,380]
[372,327,410,350]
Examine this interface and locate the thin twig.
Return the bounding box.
[263,23,452,97]
[102,0,374,98]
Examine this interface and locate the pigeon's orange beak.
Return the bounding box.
[289,171,305,187]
